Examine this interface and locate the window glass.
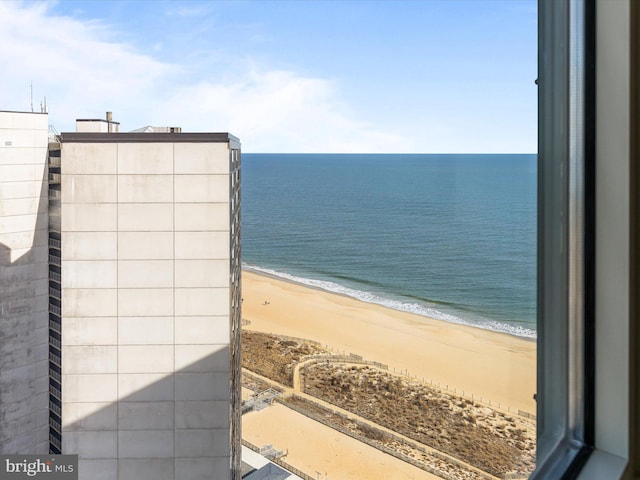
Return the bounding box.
[241,3,541,479]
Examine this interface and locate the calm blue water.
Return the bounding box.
[241,154,537,338]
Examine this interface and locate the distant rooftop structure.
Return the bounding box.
[130,125,183,133]
[75,111,119,133]
[74,111,184,134]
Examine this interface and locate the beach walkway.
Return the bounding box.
[242,367,503,480]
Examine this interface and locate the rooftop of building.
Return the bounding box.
[65,112,239,144]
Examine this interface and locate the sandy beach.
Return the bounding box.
[242,270,536,414]
[244,403,442,480]
[241,269,537,479]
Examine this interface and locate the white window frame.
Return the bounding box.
[534,1,594,477]
[535,0,637,478]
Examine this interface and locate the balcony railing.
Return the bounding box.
[49,319,61,334]
[49,367,61,384]
[49,401,61,418]
[48,351,61,366]
[50,336,61,350]
[49,303,61,316]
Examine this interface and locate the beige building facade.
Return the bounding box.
[0,110,50,454]
[1,111,242,479]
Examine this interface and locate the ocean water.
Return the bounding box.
[241,154,537,339]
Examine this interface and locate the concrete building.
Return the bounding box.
[0,110,50,454]
[1,110,242,480]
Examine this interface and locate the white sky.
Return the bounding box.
[0,1,537,153]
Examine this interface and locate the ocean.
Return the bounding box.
[241,154,537,339]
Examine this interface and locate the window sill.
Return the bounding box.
[577,450,627,480]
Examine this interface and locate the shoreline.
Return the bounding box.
[243,264,537,341]
[241,269,537,414]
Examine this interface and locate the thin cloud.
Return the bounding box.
[154,68,412,153]
[0,2,412,152]
[0,2,175,125]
